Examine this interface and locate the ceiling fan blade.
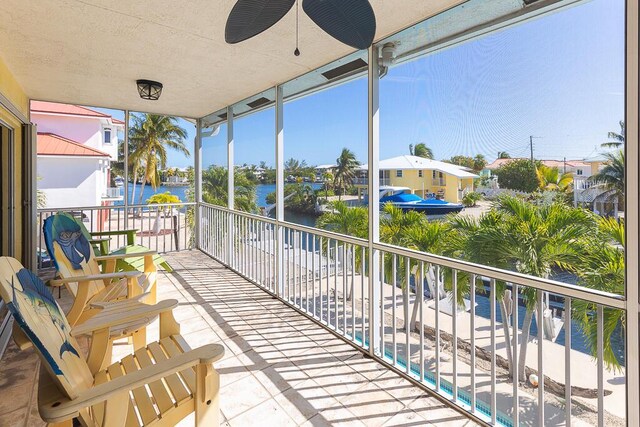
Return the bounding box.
[225,0,295,44]
[302,0,376,50]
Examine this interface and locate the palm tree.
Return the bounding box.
[380,203,427,331]
[128,114,189,209]
[473,154,487,172]
[592,150,624,199]
[498,151,511,159]
[535,165,573,192]
[573,217,625,372]
[322,171,334,201]
[333,148,360,199]
[405,220,450,329]
[202,166,257,212]
[409,143,434,159]
[317,201,368,239]
[316,201,368,300]
[602,121,625,148]
[448,210,518,375]
[284,158,307,176]
[449,196,596,380]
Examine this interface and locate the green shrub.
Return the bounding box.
[462,191,482,207]
[147,192,181,205]
[494,159,539,193]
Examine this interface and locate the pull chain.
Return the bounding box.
[294,0,300,56]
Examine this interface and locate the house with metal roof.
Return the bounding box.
[357,155,478,203]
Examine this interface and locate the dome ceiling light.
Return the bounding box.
[136,79,163,101]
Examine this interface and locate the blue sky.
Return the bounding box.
[106,0,626,169]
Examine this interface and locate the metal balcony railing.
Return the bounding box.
[353,177,390,186]
[198,202,627,427]
[36,202,194,270]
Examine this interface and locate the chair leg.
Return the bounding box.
[46,421,72,427]
[87,328,112,375]
[132,328,146,351]
[195,363,220,426]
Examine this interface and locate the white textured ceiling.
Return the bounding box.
[0,0,465,118]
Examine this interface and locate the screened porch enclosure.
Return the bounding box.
[0,0,635,426]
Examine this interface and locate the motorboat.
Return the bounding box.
[377,186,464,215]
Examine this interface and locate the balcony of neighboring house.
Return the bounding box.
[431,177,446,187]
[102,186,124,202]
[353,177,390,187]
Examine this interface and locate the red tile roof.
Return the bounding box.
[31,101,110,118]
[485,158,589,170]
[37,133,110,157]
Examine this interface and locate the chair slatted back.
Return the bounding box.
[0,257,93,399]
[43,212,104,299]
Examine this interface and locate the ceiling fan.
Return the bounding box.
[225,0,377,55]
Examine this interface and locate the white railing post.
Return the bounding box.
[124,110,129,229]
[625,1,639,425]
[227,106,234,266]
[368,45,381,356]
[195,118,202,249]
[275,85,285,298]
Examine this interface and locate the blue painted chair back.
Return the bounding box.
[43,212,104,298]
[0,257,93,399]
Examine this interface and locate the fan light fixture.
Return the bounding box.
[136,79,163,100]
[225,0,376,55]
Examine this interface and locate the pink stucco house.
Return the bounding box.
[32,101,124,208]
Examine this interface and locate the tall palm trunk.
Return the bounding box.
[518,307,535,381]
[346,247,353,301]
[401,286,410,334]
[409,270,423,332]
[130,170,138,215]
[499,298,514,378]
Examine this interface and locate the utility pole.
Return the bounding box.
[529,136,542,164]
[530,136,534,163]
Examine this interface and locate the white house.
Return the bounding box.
[32,101,124,208]
[483,158,593,178]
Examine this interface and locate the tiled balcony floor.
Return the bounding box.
[0,250,477,427]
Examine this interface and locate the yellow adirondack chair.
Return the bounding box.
[0,257,224,426]
[43,213,158,326]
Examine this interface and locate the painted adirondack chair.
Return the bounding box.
[0,257,224,426]
[63,211,173,273]
[43,213,158,326]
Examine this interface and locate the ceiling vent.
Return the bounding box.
[247,97,272,109]
[321,58,368,80]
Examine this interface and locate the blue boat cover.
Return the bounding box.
[380,193,452,205]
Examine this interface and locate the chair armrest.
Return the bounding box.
[88,293,148,308]
[71,299,178,336]
[94,251,157,262]
[39,344,225,422]
[90,229,138,236]
[90,229,138,246]
[50,271,141,286]
[89,238,111,244]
